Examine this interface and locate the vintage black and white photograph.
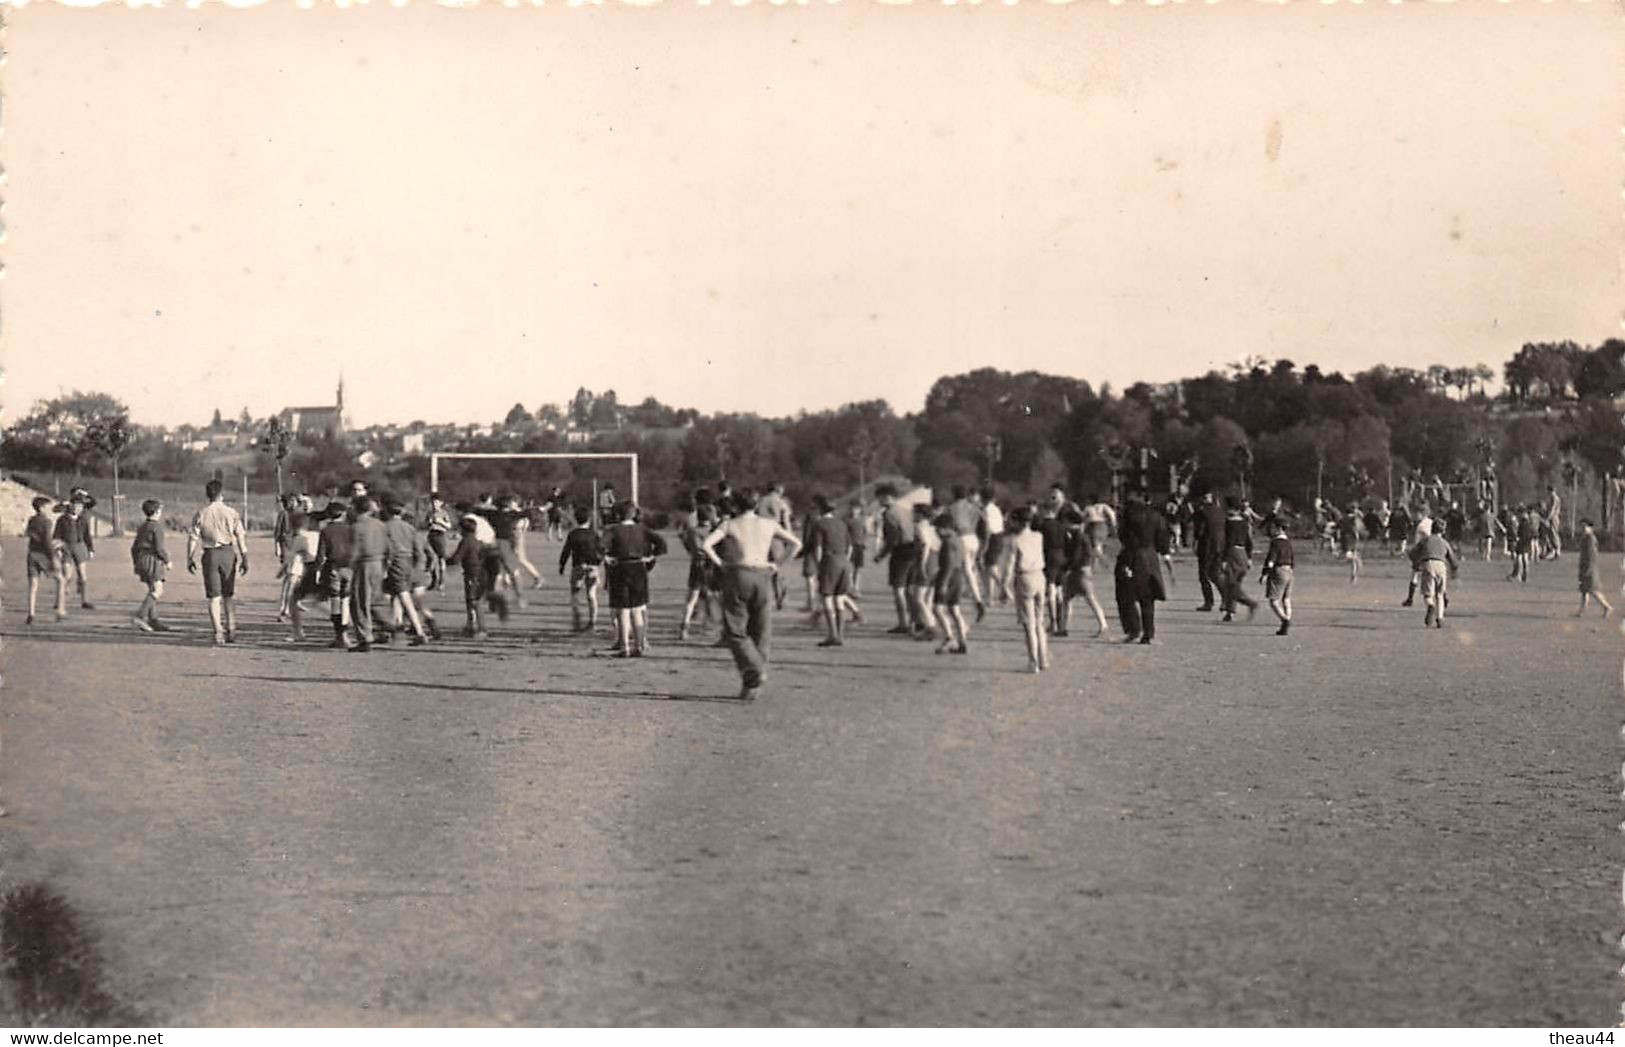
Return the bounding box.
[0,0,1620,1027]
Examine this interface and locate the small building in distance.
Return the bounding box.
[280,376,348,439]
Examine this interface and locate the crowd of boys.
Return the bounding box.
[12,475,1620,697]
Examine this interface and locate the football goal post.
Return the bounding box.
[428,452,639,520]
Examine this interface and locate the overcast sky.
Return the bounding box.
[4,1,1620,429]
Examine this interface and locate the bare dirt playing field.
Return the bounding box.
[0,534,1618,1026]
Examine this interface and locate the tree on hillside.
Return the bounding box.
[589,390,622,430]
[1574,340,1625,401]
[1505,342,1584,403]
[8,390,132,479]
[568,388,596,429]
[503,403,533,429]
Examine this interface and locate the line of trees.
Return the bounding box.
[7,340,1624,523]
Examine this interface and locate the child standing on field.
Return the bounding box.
[24,496,66,624]
[54,497,95,611]
[602,502,667,657]
[1339,502,1363,584]
[1575,518,1612,618]
[559,505,605,632]
[1260,517,1294,636]
[129,499,172,632]
[931,513,970,655]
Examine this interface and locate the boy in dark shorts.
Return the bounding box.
[1260,517,1295,636]
[602,503,667,656]
[559,505,604,633]
[1575,518,1612,618]
[1036,501,1076,636]
[54,496,96,610]
[25,495,66,624]
[315,501,357,648]
[130,499,172,632]
[1062,527,1111,639]
[804,494,855,648]
[874,483,920,635]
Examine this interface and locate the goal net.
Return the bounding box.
[426,452,639,529]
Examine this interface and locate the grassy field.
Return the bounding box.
[0,538,1618,1025]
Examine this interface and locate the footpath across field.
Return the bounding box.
[0,536,1617,1025]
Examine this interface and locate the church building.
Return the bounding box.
[279,376,348,439]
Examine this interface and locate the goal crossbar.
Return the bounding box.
[429,452,639,505]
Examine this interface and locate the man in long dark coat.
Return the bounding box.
[1113,489,1175,645]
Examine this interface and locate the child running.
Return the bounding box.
[406,514,443,641]
[1409,519,1459,629]
[285,509,324,642]
[1260,516,1294,636]
[559,505,605,632]
[129,499,172,632]
[1575,518,1612,618]
[445,512,502,640]
[24,495,66,624]
[1063,527,1111,639]
[911,502,941,640]
[381,498,430,645]
[678,489,720,641]
[510,495,545,591]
